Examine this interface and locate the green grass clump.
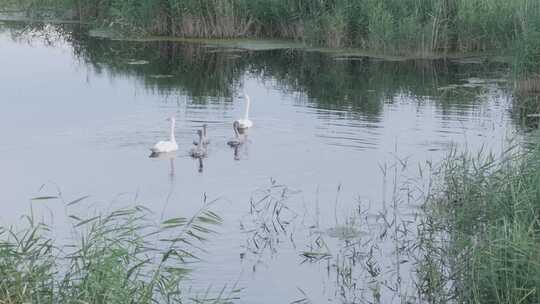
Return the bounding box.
[422,146,540,303]
[2,0,539,62]
[0,201,223,304]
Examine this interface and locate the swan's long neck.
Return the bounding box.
[243,94,250,121]
[170,118,176,143]
[198,131,203,146]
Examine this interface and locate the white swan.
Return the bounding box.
[235,93,253,129]
[190,130,208,158]
[193,124,210,146]
[227,121,244,147]
[151,117,178,153]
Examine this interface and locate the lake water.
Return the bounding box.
[0,22,520,303]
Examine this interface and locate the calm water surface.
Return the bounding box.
[0,22,520,303]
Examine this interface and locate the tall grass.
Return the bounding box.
[1,0,539,58]
[420,146,540,303]
[0,197,228,304]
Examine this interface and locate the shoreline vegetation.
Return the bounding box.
[0,198,232,304]
[0,0,539,73]
[421,146,540,303]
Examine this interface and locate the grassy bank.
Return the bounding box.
[420,146,540,303]
[1,0,540,64]
[0,198,228,303]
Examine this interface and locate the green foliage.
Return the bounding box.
[422,146,540,303]
[0,0,535,54]
[0,200,224,304]
[2,0,540,71]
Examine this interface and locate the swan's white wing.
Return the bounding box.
[151,141,166,152]
[151,141,178,153]
[235,119,253,129]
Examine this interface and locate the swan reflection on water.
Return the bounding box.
[233,145,240,160]
[149,151,176,180]
[196,157,204,173]
[149,151,177,220]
